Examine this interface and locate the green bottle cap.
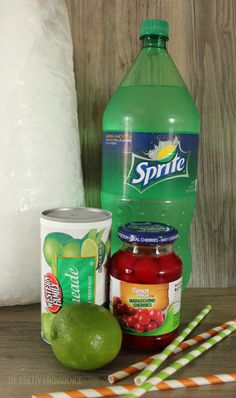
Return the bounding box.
[140,19,169,39]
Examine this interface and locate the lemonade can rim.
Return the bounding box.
[41,207,112,223]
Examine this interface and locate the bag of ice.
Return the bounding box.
[0,0,84,305]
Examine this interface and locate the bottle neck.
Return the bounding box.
[141,35,168,49]
[122,242,173,255]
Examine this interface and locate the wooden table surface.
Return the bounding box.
[0,288,236,398]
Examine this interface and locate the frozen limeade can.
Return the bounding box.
[41,208,112,344]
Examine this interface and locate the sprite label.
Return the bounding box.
[102,132,199,198]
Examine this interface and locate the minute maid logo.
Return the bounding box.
[125,136,190,193]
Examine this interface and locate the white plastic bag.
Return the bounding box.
[0,0,84,305]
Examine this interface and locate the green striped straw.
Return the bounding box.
[134,304,212,386]
[121,323,236,398]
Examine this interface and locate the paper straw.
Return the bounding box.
[108,317,236,384]
[32,372,236,398]
[122,323,236,398]
[130,304,212,385]
[173,318,236,353]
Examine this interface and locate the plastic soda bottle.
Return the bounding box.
[101,19,200,287]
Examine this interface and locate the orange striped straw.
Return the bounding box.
[32,373,236,398]
[108,318,236,383]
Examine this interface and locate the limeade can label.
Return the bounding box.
[110,276,182,336]
[41,208,111,344]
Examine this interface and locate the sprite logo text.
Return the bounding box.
[125,138,190,193]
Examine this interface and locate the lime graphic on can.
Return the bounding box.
[40,208,112,344]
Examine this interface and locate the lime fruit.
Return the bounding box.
[96,229,105,241]
[43,233,72,266]
[105,239,111,257]
[87,229,97,241]
[51,257,58,277]
[61,239,81,258]
[81,238,98,267]
[51,303,122,370]
[41,311,56,343]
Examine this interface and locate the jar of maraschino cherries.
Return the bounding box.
[109,221,182,351]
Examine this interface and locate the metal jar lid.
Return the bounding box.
[118,221,178,244]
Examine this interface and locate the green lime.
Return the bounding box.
[61,239,81,258]
[81,238,98,267]
[51,257,58,277]
[105,239,111,257]
[43,233,72,266]
[87,229,97,240]
[41,311,56,343]
[51,303,122,370]
[96,229,105,241]
[82,228,97,242]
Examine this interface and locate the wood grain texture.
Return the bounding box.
[1,289,236,397]
[65,0,236,287]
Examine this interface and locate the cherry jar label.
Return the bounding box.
[110,276,182,336]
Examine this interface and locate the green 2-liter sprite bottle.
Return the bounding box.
[101,19,200,287]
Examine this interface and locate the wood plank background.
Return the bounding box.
[65,0,236,288]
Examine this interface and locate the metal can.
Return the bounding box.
[40,207,112,344]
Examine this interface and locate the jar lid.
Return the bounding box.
[118,221,178,245]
